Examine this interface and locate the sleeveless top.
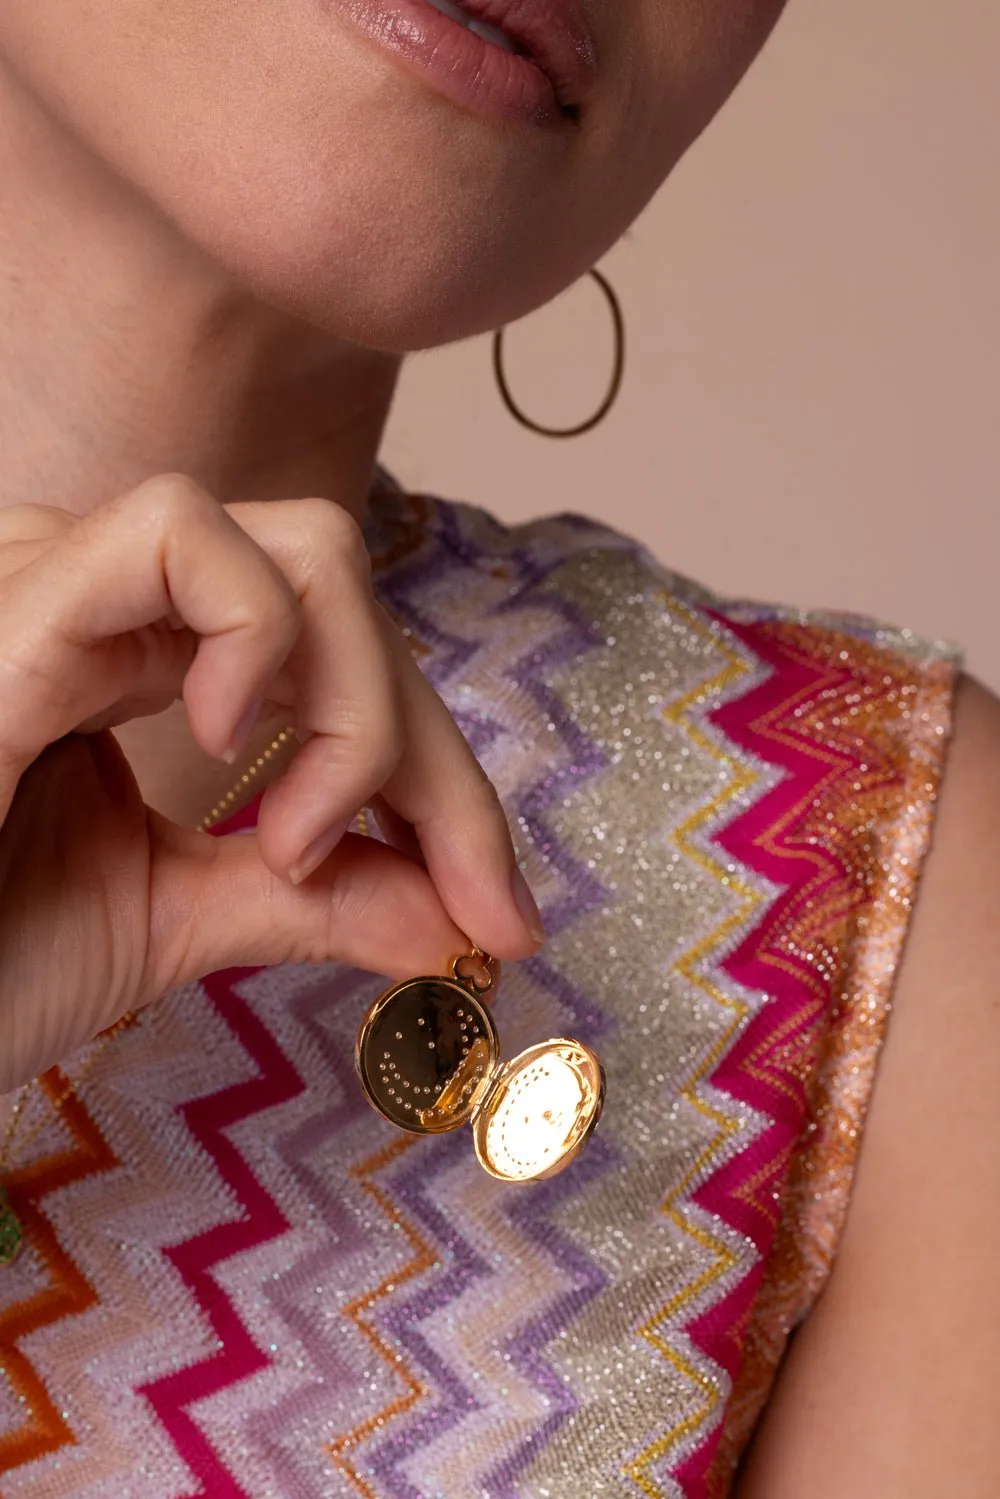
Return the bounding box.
[0,488,959,1498]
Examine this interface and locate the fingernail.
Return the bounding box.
[223,696,264,765]
[511,864,546,945]
[289,818,350,886]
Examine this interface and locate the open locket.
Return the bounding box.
[355,951,605,1183]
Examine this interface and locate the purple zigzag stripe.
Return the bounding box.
[375,491,630,693]
[243,521,612,1488]
[207,506,613,1494]
[381,495,613,970]
[508,675,607,951]
[449,707,504,761]
[365,1126,613,1499]
[249,963,396,1494]
[242,497,623,1494]
[364,948,614,1497]
[377,493,621,942]
[484,1135,616,1497]
[367,1133,492,1499]
[355,511,620,1492]
[138,967,305,1498]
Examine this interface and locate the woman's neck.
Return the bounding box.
[0,63,402,818]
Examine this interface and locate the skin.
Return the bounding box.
[1,1,999,1492]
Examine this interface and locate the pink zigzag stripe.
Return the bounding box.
[138,962,304,1498]
[671,618,864,1498]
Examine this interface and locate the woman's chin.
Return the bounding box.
[144,94,616,353]
[193,204,603,354]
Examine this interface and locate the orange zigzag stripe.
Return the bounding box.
[0,1070,118,1473]
[326,1134,435,1498]
[704,626,956,1495]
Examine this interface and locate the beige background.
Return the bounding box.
[383,0,1000,691]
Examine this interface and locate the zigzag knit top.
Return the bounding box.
[0,487,958,1498]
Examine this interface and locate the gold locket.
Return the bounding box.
[355,951,605,1183]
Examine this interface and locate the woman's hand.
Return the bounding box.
[0,475,543,1092]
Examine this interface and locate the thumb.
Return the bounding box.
[142,815,472,1001]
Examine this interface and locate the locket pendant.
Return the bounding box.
[355,950,605,1183]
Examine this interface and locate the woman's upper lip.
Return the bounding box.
[450,0,598,112]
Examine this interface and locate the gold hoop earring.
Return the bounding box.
[492,269,625,440]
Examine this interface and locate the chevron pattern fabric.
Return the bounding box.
[0,490,957,1497]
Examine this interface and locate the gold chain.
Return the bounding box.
[0,720,299,1189]
[197,725,297,832]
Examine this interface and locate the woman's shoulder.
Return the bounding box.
[731,683,1000,1499]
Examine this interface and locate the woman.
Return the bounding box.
[0,2,997,1495]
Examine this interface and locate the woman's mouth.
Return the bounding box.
[326,0,597,128]
[423,0,522,56]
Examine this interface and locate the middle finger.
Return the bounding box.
[224,498,401,878]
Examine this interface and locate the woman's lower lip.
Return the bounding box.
[327,0,566,128]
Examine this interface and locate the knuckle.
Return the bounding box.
[370,681,406,777]
[260,587,302,653]
[348,705,403,784]
[320,871,375,957]
[125,472,215,527]
[273,572,303,624]
[229,578,301,659]
[247,549,301,621]
[299,498,370,574]
[368,724,404,786]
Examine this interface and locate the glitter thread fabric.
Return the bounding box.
[0,490,958,1498]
